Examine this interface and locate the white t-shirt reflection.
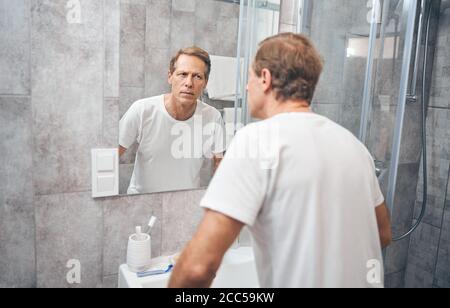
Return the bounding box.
[119,95,225,194]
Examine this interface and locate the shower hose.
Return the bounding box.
[393,2,432,242]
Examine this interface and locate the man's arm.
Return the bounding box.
[213,153,224,173]
[376,202,392,248]
[119,146,127,157]
[168,209,244,288]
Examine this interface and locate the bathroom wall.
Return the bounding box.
[405,2,450,288]
[0,0,220,288]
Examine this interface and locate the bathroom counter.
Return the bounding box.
[118,247,259,288]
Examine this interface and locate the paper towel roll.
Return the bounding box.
[208,55,244,100]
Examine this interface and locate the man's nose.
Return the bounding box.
[184,75,194,88]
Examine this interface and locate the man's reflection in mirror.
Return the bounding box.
[119,47,225,195]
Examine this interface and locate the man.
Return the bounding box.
[168,33,392,288]
[119,47,225,194]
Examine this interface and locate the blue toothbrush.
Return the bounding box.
[137,264,174,278]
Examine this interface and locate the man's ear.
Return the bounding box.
[260,68,272,92]
[168,70,173,85]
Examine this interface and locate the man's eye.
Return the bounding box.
[195,75,203,80]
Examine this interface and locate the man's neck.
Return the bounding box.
[164,94,198,121]
[264,98,312,118]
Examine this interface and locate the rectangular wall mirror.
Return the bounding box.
[114,0,281,197]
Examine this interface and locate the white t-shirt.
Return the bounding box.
[201,112,385,288]
[119,95,225,194]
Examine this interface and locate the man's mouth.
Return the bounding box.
[181,92,195,96]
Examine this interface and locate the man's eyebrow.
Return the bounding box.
[176,70,205,77]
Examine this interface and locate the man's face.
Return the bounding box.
[247,67,266,119]
[168,55,208,106]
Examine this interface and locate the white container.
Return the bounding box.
[126,230,152,273]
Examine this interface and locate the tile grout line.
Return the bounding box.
[28,0,37,288]
[160,193,165,257]
[101,0,106,148]
[428,105,450,110]
[101,0,106,288]
[432,162,450,287]
[0,94,31,98]
[144,0,148,97]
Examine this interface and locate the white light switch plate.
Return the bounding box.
[97,153,115,172]
[92,149,119,198]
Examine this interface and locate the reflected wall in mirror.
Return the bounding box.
[118,0,241,196]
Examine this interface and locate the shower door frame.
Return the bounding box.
[385,0,418,213]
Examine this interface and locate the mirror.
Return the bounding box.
[118,0,242,195]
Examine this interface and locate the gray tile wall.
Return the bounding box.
[105,0,120,98]
[405,4,450,288]
[0,0,209,288]
[161,190,205,256]
[384,163,420,279]
[405,109,450,288]
[31,0,104,196]
[35,192,104,288]
[0,97,35,288]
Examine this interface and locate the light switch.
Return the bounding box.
[91,149,119,198]
[97,175,115,193]
[97,153,115,172]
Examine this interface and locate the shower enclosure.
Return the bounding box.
[234,0,442,285]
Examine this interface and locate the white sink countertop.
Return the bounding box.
[118,247,259,288]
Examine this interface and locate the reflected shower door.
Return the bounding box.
[235,0,281,126]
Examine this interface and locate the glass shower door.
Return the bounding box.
[365,0,439,244]
[298,0,419,211]
[361,0,419,208]
[298,0,426,277]
[234,0,281,127]
[301,0,376,135]
[235,0,420,226]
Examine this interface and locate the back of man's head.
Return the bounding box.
[253,33,324,104]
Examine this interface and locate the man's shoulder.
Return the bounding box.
[134,95,164,106]
[232,121,268,143]
[198,100,222,119]
[129,95,164,112]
